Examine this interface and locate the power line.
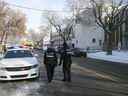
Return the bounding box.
[7,3,71,13]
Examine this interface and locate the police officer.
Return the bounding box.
[44,47,58,83]
[59,43,72,82]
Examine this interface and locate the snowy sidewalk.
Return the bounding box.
[87,51,128,64]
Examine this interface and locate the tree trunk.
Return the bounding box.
[106,33,113,55]
[0,31,6,44]
[4,32,8,45]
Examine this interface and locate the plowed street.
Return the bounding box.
[0,51,128,96]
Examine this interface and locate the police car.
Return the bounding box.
[0,48,39,80]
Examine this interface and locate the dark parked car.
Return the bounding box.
[71,48,87,57]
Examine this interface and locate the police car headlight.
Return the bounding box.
[31,64,38,69]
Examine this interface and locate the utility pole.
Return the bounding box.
[50,24,52,42]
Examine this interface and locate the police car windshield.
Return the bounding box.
[4,50,33,58]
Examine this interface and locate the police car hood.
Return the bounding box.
[0,57,38,67]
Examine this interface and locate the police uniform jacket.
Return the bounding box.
[44,49,57,65]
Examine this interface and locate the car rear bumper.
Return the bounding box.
[0,68,39,80]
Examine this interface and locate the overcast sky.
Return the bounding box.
[5,0,128,30]
[5,0,66,30]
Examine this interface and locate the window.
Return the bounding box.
[4,50,33,58]
[99,40,102,46]
[92,38,96,43]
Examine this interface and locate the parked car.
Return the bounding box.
[0,48,39,80]
[71,48,87,57]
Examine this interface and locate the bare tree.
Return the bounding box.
[3,9,27,44]
[29,29,38,42]
[0,1,26,45]
[8,10,26,37]
[66,0,90,12]
[91,0,128,55]
[29,27,47,48]
[38,25,48,47]
[45,12,74,50]
[0,1,9,44]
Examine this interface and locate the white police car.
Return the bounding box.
[0,48,39,80]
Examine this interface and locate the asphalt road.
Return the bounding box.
[0,51,128,96]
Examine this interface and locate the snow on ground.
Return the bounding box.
[87,51,128,64]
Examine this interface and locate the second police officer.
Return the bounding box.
[59,42,72,82]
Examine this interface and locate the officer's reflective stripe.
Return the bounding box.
[47,55,54,57]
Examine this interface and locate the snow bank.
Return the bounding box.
[87,51,128,64]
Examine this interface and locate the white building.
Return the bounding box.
[72,8,104,50]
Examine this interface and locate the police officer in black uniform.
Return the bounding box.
[44,47,58,83]
[59,43,72,82]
